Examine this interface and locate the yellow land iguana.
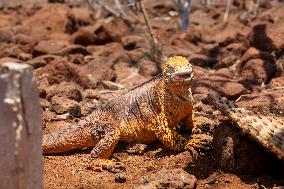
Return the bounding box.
[43,56,205,159]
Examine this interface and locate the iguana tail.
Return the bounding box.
[206,93,239,120]
[207,93,284,162]
[42,120,97,154]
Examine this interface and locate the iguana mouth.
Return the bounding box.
[174,73,192,80]
[173,72,194,81]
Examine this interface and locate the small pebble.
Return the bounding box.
[102,162,126,173]
[86,164,102,172]
[126,143,147,154]
[115,173,126,183]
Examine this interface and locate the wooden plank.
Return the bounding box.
[0,62,43,189]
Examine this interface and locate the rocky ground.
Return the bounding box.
[0,0,284,188]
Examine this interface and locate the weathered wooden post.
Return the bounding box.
[0,62,43,189]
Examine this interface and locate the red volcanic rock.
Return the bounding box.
[248,24,284,51]
[239,58,276,84]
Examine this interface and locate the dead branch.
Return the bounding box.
[86,0,130,23]
[136,0,163,63]
[224,0,233,23]
[115,0,127,18]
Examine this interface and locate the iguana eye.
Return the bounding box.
[166,66,175,74]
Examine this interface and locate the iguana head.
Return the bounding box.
[163,56,194,85]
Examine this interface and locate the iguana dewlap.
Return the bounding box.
[43,56,197,158]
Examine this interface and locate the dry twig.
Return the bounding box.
[223,0,233,23]
[136,0,163,63]
[114,0,127,18]
[86,0,130,23]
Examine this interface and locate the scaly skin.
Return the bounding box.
[43,56,198,159]
[208,94,284,162]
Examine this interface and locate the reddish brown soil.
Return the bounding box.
[1,0,284,188]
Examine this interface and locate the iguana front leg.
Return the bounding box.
[153,116,210,152]
[153,123,188,151]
